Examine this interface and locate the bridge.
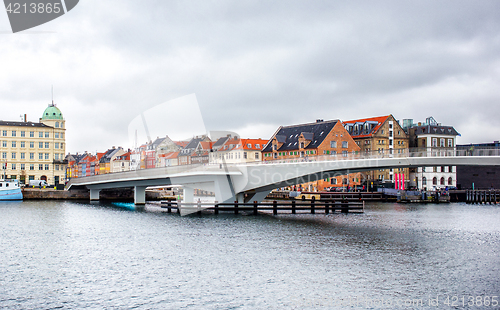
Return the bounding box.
[66,148,500,205]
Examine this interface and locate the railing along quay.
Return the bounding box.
[159,200,364,215]
[466,190,499,204]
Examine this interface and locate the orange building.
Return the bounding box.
[262,119,362,191]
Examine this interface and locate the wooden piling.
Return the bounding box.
[291,200,296,214]
[253,201,258,215]
[273,200,278,215]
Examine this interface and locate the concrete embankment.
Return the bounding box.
[22,188,176,201]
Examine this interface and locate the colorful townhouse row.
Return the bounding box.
[66,115,460,191]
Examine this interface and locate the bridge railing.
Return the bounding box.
[227,147,500,166]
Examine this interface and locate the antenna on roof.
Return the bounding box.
[51,85,55,106]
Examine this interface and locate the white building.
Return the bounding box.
[405,117,460,190]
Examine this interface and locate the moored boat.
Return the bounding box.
[0,179,23,200]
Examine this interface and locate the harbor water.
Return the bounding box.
[1,200,499,309]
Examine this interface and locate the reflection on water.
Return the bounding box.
[0,200,499,309]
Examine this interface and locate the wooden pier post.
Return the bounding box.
[253,201,258,215]
[311,199,315,214]
[325,201,329,215]
[291,200,296,214]
[341,198,348,213]
[234,200,239,215]
[214,203,219,215]
[273,200,278,215]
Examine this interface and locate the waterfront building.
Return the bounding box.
[209,135,268,164]
[455,141,500,189]
[0,104,67,185]
[158,151,180,167]
[99,147,126,174]
[262,119,361,191]
[111,151,131,173]
[343,115,410,189]
[404,116,460,190]
[154,136,183,167]
[130,143,147,170]
[178,135,212,165]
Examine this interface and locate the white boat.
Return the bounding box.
[0,179,23,200]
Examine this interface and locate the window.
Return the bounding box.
[11,164,16,170]
[21,164,25,170]
[342,150,348,157]
[39,142,43,148]
[55,132,59,138]
[330,141,337,148]
[55,122,59,128]
[11,141,16,148]
[39,164,43,170]
[30,164,34,171]
[55,154,59,160]
[55,165,59,171]
[440,138,445,147]
[433,177,437,185]
[300,142,305,148]
[39,132,43,138]
[11,131,16,137]
[448,139,453,147]
[20,153,25,159]
[30,142,34,148]
[256,144,260,149]
[255,152,259,159]
[433,167,437,172]
[441,166,446,172]
[45,142,49,148]
[39,153,43,160]
[422,177,427,185]
[2,130,6,136]
[330,178,337,184]
[448,177,453,185]
[247,144,251,148]
[21,131,25,137]
[448,166,453,173]
[61,133,64,139]
[432,138,437,147]
[44,164,49,170]
[30,131,34,137]
[55,143,59,149]
[45,132,49,138]
[20,141,25,148]
[243,152,247,159]
[30,153,34,159]
[45,153,49,160]
[440,177,445,185]
[11,152,16,159]
[342,141,348,148]
[2,141,5,147]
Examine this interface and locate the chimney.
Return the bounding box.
[316,119,324,123]
[24,114,27,122]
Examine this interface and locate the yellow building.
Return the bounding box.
[0,104,67,185]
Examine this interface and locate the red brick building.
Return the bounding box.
[262,119,362,191]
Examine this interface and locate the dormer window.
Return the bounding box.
[256,144,260,148]
[247,144,252,148]
[300,142,305,148]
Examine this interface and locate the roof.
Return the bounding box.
[212,136,230,149]
[262,120,338,152]
[41,104,64,120]
[0,121,50,128]
[410,125,460,136]
[99,148,122,163]
[159,151,179,159]
[342,115,390,138]
[174,141,189,148]
[241,138,268,150]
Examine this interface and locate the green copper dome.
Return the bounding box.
[41,104,63,120]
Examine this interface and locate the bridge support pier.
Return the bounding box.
[134,186,146,205]
[90,189,100,201]
[183,187,194,203]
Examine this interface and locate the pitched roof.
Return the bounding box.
[159,151,179,159]
[342,115,391,138]
[241,138,268,150]
[410,125,460,136]
[262,120,338,152]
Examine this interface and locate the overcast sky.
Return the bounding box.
[1,0,499,152]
